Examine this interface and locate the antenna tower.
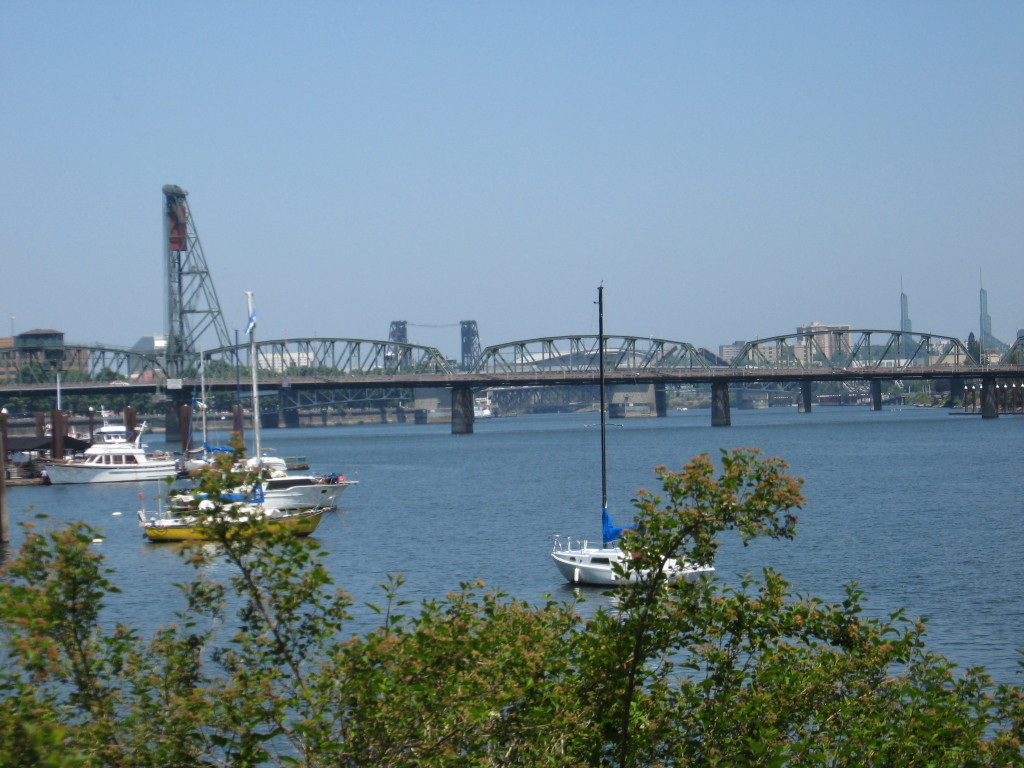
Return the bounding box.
[163,185,231,376]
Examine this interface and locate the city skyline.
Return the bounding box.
[3,3,1022,354]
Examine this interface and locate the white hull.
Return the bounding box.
[45,412,178,485]
[46,459,178,485]
[171,475,356,512]
[263,476,356,510]
[551,540,713,586]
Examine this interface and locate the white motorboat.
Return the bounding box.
[171,471,356,512]
[551,287,713,586]
[261,472,356,509]
[45,413,178,485]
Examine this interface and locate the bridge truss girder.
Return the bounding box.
[471,335,712,374]
[0,344,166,384]
[204,338,455,377]
[1001,335,1024,365]
[732,330,976,370]
[278,387,411,410]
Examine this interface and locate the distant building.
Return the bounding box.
[0,329,88,382]
[796,322,852,362]
[718,341,746,363]
[979,288,1007,352]
[132,335,167,356]
[126,336,167,381]
[0,336,13,381]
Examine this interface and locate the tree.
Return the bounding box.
[0,448,1021,766]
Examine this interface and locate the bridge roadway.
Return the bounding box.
[5,362,1021,434]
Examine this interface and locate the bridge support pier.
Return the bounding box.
[164,395,187,441]
[654,383,668,417]
[451,385,474,434]
[947,377,965,408]
[798,381,813,413]
[869,380,883,411]
[711,381,731,427]
[980,376,999,419]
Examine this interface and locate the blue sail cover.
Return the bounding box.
[602,508,634,546]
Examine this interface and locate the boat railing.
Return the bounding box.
[552,535,596,552]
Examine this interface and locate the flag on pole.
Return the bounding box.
[245,311,257,335]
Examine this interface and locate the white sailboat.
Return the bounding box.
[551,286,714,586]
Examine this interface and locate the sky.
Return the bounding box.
[2,1,1022,357]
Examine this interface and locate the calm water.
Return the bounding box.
[4,406,1023,683]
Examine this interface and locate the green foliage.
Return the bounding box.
[1,448,1021,767]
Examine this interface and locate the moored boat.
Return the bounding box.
[551,287,712,586]
[551,532,713,585]
[44,413,178,485]
[171,471,356,512]
[138,501,325,542]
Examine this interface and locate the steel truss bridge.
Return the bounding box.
[2,330,1022,433]
[7,187,1020,432]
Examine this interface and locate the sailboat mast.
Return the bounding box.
[598,285,607,513]
[199,345,208,446]
[245,291,261,464]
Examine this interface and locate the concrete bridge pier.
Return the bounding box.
[164,394,187,441]
[711,381,731,427]
[869,380,883,411]
[798,381,813,413]
[451,385,475,434]
[947,377,965,408]
[980,376,999,419]
[654,383,668,417]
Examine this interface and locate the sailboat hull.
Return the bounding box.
[142,507,325,542]
[551,543,713,586]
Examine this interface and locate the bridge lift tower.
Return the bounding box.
[460,320,481,371]
[163,184,231,377]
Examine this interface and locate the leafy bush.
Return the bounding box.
[1,448,1020,767]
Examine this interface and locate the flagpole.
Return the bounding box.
[245,291,261,465]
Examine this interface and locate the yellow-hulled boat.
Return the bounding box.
[139,504,325,542]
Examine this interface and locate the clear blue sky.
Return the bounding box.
[3,1,1022,356]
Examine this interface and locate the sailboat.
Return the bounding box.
[180,346,222,473]
[138,493,326,542]
[550,286,714,586]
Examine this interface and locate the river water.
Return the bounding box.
[4,406,1022,684]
